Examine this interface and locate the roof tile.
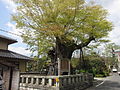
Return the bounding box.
[0,49,32,61]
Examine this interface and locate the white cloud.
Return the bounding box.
[6,22,23,43]
[109,25,120,45]
[106,0,120,15]
[8,46,31,56]
[1,0,16,13]
[94,0,120,45]
[6,22,22,35]
[6,22,31,56]
[105,0,120,45]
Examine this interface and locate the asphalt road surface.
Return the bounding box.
[86,73,120,90]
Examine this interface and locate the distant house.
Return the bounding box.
[0,35,32,90]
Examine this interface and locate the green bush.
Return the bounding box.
[75,69,88,74]
[95,74,105,77]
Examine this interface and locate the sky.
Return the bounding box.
[0,0,31,56]
[0,0,120,56]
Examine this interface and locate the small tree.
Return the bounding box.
[103,43,120,69]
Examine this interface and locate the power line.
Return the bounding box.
[0,29,21,36]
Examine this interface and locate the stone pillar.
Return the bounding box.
[42,78,45,85]
[36,78,39,85]
[55,78,59,87]
[21,76,24,83]
[76,76,79,83]
[3,69,10,90]
[49,78,52,86]
[31,78,34,84]
[26,77,28,84]
[63,78,66,85]
[72,77,74,84]
[68,78,71,84]
[11,70,20,90]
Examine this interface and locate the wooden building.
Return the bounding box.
[0,35,32,90]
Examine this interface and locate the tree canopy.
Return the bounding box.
[12,0,112,59]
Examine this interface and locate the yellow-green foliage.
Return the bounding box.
[12,0,113,58]
[12,0,112,41]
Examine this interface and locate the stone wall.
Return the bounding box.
[19,73,93,90]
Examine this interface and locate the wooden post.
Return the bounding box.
[58,58,61,75]
[9,67,13,90]
[68,60,71,75]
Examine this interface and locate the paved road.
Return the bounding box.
[86,73,120,90]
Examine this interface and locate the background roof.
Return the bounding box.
[0,34,17,44]
[0,49,32,61]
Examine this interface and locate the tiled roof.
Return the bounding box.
[0,49,32,61]
[0,35,17,44]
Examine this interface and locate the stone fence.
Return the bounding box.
[19,73,93,90]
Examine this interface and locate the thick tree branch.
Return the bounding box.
[75,36,95,49]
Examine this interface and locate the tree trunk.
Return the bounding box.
[56,37,74,75]
[79,48,86,70]
[48,36,95,75]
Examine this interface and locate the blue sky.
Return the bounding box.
[0,0,120,56]
[0,0,31,56]
[0,1,10,31]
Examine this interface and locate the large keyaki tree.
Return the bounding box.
[12,0,112,73]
